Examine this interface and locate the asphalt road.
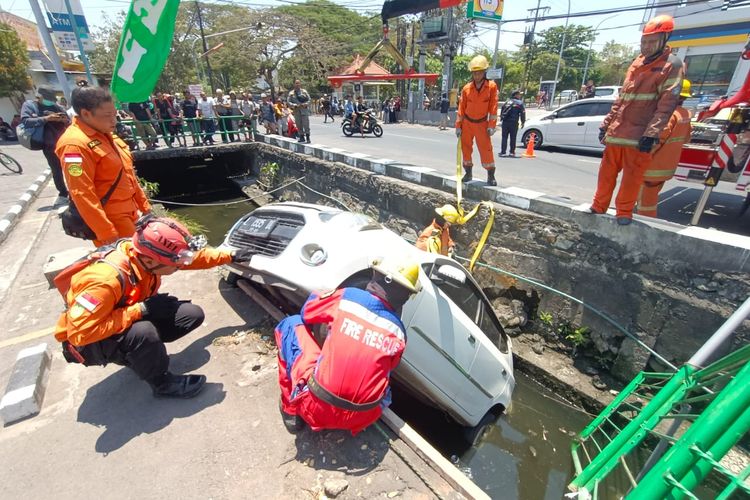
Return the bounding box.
[306,118,750,236]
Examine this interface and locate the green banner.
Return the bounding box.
[110,0,181,102]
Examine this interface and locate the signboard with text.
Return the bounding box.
[43,0,93,51]
[486,68,503,80]
[467,0,503,23]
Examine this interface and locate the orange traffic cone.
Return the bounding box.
[521,133,537,158]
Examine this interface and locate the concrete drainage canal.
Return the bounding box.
[134,143,750,499]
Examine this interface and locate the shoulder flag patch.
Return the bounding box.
[64,153,84,176]
[75,292,102,312]
[87,139,101,148]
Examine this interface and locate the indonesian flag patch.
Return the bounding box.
[74,292,101,312]
[64,153,84,177]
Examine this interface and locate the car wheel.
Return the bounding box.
[522,129,543,148]
[463,410,499,447]
[224,271,241,287]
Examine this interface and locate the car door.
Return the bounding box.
[546,101,601,146]
[583,101,614,148]
[400,259,486,418]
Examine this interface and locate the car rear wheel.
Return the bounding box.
[463,410,499,446]
[522,129,543,149]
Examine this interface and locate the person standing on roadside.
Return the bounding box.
[439,93,450,130]
[196,91,216,145]
[321,94,334,123]
[455,55,499,186]
[498,90,526,158]
[56,86,151,246]
[588,15,683,225]
[181,90,200,147]
[21,86,70,203]
[288,79,312,143]
[259,93,277,134]
[636,79,693,218]
[127,100,159,150]
[240,92,257,141]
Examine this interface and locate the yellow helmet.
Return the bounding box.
[468,55,489,72]
[371,258,422,294]
[680,79,691,98]
[435,204,460,224]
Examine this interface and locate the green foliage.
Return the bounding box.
[259,161,280,187]
[560,324,591,347]
[0,23,31,98]
[138,177,160,198]
[151,205,208,236]
[538,310,554,326]
[593,40,639,86]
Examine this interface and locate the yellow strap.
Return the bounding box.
[468,202,494,272]
[426,235,441,254]
[456,139,464,211]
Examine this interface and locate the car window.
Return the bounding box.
[556,102,598,118]
[595,88,614,96]
[478,302,508,353]
[593,101,613,116]
[433,276,481,323]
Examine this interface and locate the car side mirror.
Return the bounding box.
[434,265,466,285]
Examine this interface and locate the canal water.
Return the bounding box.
[174,189,594,499]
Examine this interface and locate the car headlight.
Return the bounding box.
[300,243,327,266]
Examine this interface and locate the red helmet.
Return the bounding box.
[643,15,674,35]
[132,216,204,266]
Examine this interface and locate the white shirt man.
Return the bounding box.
[197,95,216,119]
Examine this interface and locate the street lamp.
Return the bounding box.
[581,14,618,87]
[549,0,570,110]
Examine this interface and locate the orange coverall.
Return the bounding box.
[54,239,231,347]
[591,47,683,219]
[415,220,454,256]
[637,106,692,217]
[456,79,498,171]
[56,117,151,246]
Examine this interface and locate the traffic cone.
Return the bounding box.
[521,133,536,158]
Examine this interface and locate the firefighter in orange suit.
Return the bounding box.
[56,86,151,246]
[54,216,253,398]
[588,15,684,225]
[416,204,456,256]
[637,79,693,218]
[456,55,499,186]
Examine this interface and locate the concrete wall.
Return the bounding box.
[249,136,750,381]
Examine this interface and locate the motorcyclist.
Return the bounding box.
[353,95,368,132]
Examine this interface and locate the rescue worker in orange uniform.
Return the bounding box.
[456,55,499,186]
[588,15,684,225]
[416,204,457,256]
[637,79,693,218]
[56,86,151,246]
[54,216,253,398]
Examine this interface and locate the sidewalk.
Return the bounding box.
[0,143,52,245]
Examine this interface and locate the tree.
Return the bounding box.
[594,40,638,86]
[0,23,31,103]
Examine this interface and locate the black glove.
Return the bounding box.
[141,294,180,321]
[231,248,254,263]
[598,128,606,144]
[638,136,657,153]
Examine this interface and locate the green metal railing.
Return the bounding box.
[569,341,750,499]
[120,115,257,148]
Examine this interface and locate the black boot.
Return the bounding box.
[305,134,310,143]
[461,166,473,183]
[279,399,305,433]
[486,168,497,186]
[297,135,305,143]
[150,372,206,399]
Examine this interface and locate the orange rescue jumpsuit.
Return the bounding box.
[592,47,683,219]
[415,220,454,256]
[456,79,498,171]
[54,239,231,347]
[56,117,151,246]
[637,106,692,217]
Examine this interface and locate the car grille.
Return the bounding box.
[228,211,305,257]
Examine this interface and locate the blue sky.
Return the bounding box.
[1,0,645,53]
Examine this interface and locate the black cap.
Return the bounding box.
[37,86,57,100]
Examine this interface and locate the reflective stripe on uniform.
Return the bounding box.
[620,93,658,101]
[605,136,639,146]
[481,161,495,169]
[658,77,682,94]
[644,168,676,178]
[488,114,497,120]
[665,136,687,143]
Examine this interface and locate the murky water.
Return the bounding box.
[177,190,593,499]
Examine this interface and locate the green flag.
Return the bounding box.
[110,0,181,102]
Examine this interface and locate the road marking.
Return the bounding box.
[388,133,444,143]
[19,281,49,290]
[577,159,600,164]
[0,326,55,350]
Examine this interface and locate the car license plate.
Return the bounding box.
[243,217,277,237]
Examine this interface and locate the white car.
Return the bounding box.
[519,97,615,152]
[559,89,579,102]
[221,202,515,442]
[594,85,622,98]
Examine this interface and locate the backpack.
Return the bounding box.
[16,101,45,150]
[53,242,139,307]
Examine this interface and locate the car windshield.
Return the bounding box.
[595,88,614,96]
[318,211,381,231]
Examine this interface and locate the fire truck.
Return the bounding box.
[674,37,750,225]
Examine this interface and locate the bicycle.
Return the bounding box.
[0,149,22,174]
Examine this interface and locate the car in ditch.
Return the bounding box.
[220,202,515,442]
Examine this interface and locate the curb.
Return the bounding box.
[0,168,51,246]
[257,134,750,273]
[0,343,51,426]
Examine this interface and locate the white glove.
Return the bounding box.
[487,127,496,136]
[455,128,462,138]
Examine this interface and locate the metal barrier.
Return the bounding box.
[120,115,258,149]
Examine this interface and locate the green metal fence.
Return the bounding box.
[120,115,257,148]
[569,343,750,499]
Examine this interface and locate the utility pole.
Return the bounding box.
[29,0,71,100]
[64,0,94,85]
[443,7,455,98]
[550,0,570,110]
[522,0,549,92]
[195,1,215,92]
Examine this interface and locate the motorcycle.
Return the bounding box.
[342,109,383,137]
